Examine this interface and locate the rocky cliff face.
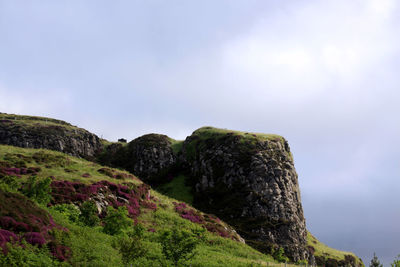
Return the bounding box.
[98,134,177,184]
[0,113,360,264]
[180,127,308,261]
[0,113,102,159]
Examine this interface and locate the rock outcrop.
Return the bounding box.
[0,113,362,264]
[0,113,102,159]
[180,127,308,261]
[98,134,177,183]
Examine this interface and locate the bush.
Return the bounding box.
[102,206,132,236]
[159,227,201,266]
[0,240,68,267]
[22,176,52,205]
[370,253,383,267]
[392,254,400,267]
[113,224,148,265]
[0,175,19,192]
[52,204,80,223]
[272,247,289,263]
[79,201,100,227]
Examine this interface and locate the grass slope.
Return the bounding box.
[307,232,363,266]
[0,144,284,266]
[0,113,79,131]
[156,174,193,205]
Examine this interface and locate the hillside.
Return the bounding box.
[0,145,278,266]
[0,113,364,266]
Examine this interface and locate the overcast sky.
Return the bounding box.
[1,0,399,265]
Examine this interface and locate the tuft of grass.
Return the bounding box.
[156,174,193,204]
[168,139,184,155]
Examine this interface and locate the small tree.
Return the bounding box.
[370,253,383,267]
[113,224,148,265]
[159,227,201,266]
[79,201,100,227]
[272,247,289,263]
[103,206,132,235]
[392,254,400,267]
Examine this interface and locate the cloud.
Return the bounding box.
[220,0,399,103]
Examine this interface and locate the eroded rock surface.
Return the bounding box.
[0,114,102,159]
[98,134,177,183]
[181,128,308,261]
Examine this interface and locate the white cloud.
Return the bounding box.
[220,0,399,104]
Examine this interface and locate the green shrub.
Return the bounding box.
[22,176,52,204]
[272,247,289,263]
[391,254,400,267]
[63,226,123,267]
[113,224,149,265]
[52,204,80,223]
[103,206,132,235]
[369,253,383,267]
[159,226,201,266]
[0,175,19,192]
[0,240,68,267]
[79,201,100,227]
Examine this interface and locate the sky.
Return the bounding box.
[0,0,399,265]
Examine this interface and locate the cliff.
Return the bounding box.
[180,127,307,261]
[0,113,363,266]
[98,134,177,184]
[0,113,102,159]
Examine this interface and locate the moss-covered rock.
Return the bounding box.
[180,127,307,261]
[98,134,177,184]
[0,113,103,159]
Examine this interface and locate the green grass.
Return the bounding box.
[183,126,289,163]
[0,112,81,131]
[192,126,284,143]
[168,138,184,155]
[307,232,363,266]
[156,174,194,204]
[0,145,140,186]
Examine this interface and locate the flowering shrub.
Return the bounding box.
[173,202,203,224]
[50,180,156,219]
[0,190,70,261]
[173,202,233,239]
[0,229,18,252]
[23,232,46,247]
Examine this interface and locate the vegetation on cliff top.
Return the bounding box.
[0,113,81,131]
[191,126,284,142]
